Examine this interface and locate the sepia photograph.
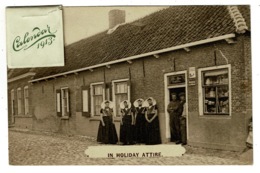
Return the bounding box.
[6,5,252,165]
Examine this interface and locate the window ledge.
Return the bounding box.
[89,117,101,121]
[14,115,33,118]
[199,115,231,119]
[61,116,70,120]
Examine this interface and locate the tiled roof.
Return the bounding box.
[8,5,250,80]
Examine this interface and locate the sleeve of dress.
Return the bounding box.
[100,109,103,114]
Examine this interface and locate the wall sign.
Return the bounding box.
[188,79,196,86]
[189,67,196,78]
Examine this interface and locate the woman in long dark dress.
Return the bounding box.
[120,100,135,145]
[133,99,146,144]
[145,97,161,145]
[97,100,118,144]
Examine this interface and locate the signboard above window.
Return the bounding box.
[167,74,185,86]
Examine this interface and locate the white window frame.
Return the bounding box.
[198,64,232,116]
[17,87,22,115]
[112,79,130,117]
[90,82,105,117]
[24,86,29,115]
[61,87,69,117]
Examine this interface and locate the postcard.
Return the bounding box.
[7,5,252,165]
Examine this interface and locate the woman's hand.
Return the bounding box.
[102,122,105,126]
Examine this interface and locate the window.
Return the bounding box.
[24,86,29,115]
[11,89,15,115]
[91,83,105,116]
[112,79,130,116]
[17,88,22,115]
[199,65,231,116]
[61,88,70,116]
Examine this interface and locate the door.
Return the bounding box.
[164,71,188,142]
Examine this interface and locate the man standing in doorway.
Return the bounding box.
[179,92,187,145]
[167,92,181,144]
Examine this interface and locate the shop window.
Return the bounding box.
[91,83,105,116]
[17,88,22,115]
[24,86,29,115]
[112,79,130,117]
[199,65,231,116]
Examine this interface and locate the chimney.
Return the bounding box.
[108,9,125,29]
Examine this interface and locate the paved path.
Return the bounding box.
[8,130,251,165]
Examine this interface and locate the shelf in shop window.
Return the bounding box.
[218,96,229,99]
[203,83,229,87]
[204,112,229,115]
[205,96,216,99]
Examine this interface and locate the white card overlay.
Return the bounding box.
[6,6,64,68]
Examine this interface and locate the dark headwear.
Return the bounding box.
[179,92,185,97]
[171,92,177,96]
[105,101,110,104]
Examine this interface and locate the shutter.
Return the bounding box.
[56,89,62,117]
[81,86,91,117]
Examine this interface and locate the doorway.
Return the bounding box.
[169,87,186,102]
[164,71,188,142]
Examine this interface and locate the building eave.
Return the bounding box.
[29,33,236,83]
[8,72,36,83]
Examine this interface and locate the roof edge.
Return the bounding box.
[8,72,36,83]
[227,6,249,34]
[29,33,236,83]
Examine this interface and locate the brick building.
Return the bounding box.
[7,6,251,151]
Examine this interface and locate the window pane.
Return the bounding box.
[217,86,229,114]
[24,88,29,98]
[17,89,21,99]
[115,94,127,116]
[116,82,127,94]
[61,88,69,115]
[202,68,229,115]
[24,98,29,114]
[94,85,103,95]
[17,89,22,114]
[94,95,103,115]
[204,69,228,85]
[204,87,217,113]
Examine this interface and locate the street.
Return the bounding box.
[8,129,251,165]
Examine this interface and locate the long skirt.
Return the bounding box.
[120,115,134,145]
[134,114,146,143]
[97,116,118,144]
[145,114,161,145]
